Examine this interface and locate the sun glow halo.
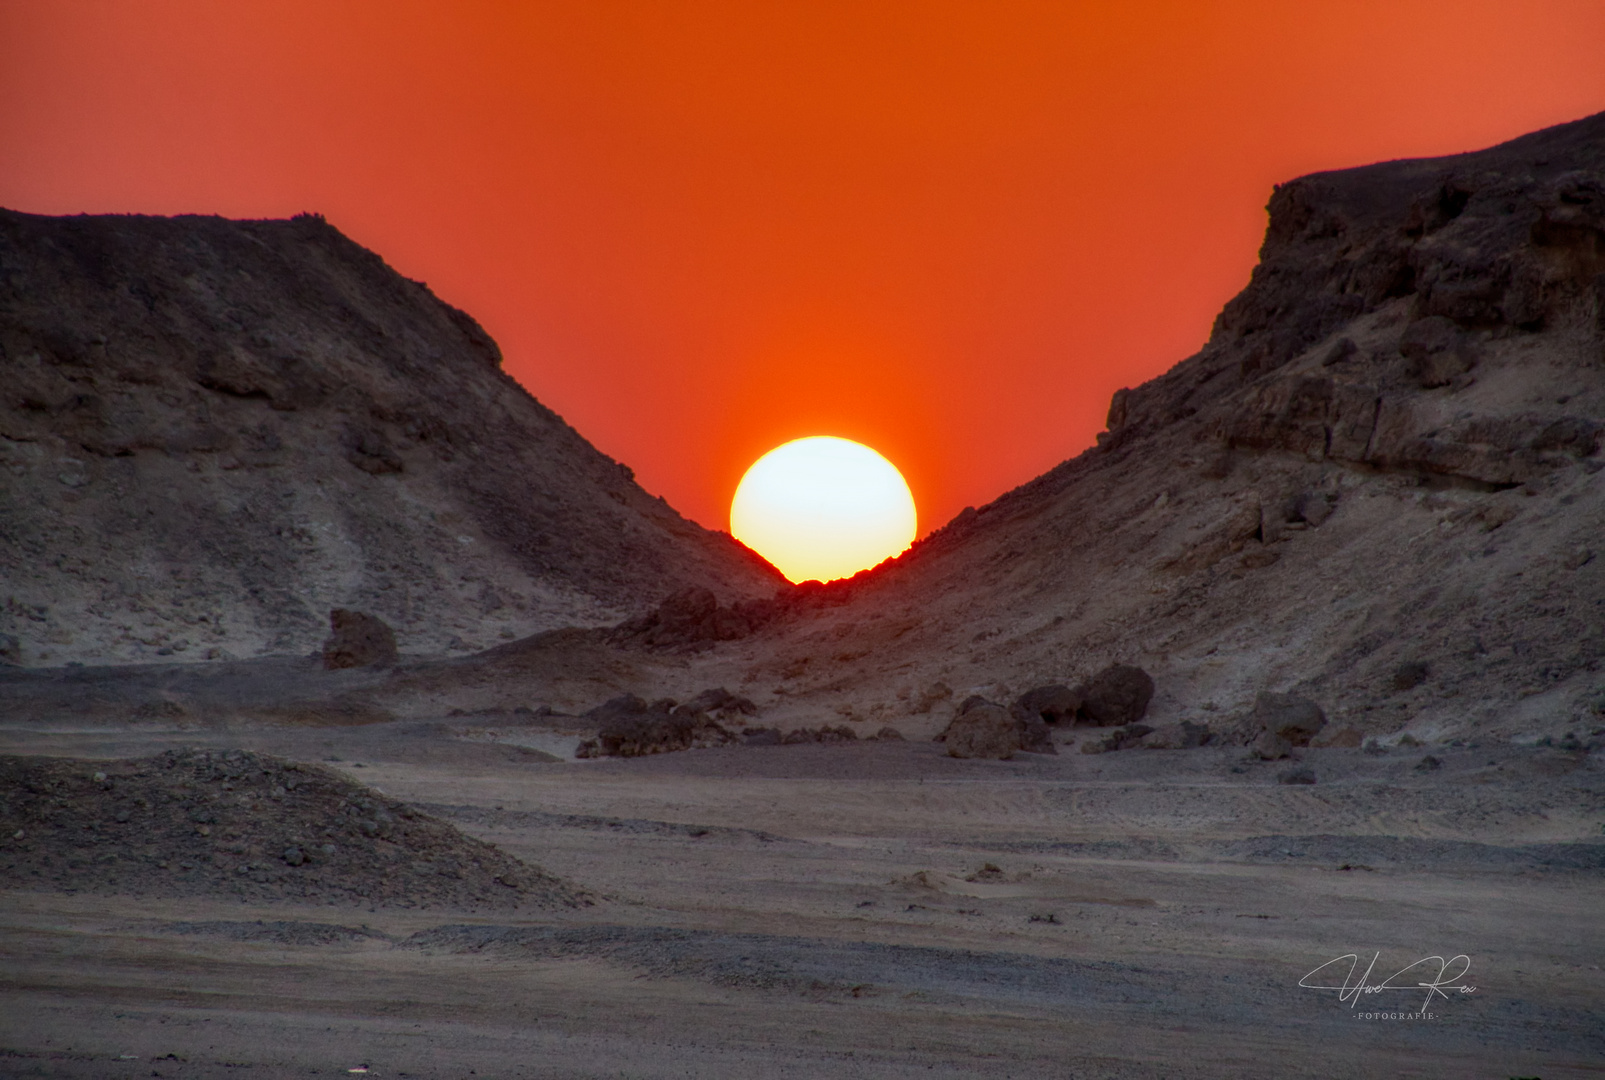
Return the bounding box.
[730,437,917,583]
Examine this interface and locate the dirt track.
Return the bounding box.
[2,721,1601,1078]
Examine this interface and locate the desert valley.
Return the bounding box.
[2,112,1604,1078]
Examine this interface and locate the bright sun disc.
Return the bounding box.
[730,436,917,583]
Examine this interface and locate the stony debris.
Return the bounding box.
[781,725,860,745]
[575,692,747,758]
[1139,721,1210,750]
[1078,724,1156,755]
[320,609,399,670]
[0,749,582,909]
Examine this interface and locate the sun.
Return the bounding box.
[730,436,917,583]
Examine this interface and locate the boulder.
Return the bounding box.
[942,700,1020,760]
[320,609,398,670]
[1076,665,1155,727]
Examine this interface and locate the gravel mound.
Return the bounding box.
[0,749,585,909]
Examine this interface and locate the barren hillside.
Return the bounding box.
[701,110,1605,745]
[0,210,784,666]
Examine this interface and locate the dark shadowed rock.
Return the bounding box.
[575,694,739,758]
[1278,767,1317,785]
[871,726,906,741]
[1076,665,1155,727]
[942,700,1020,760]
[320,609,398,670]
[1012,684,1083,725]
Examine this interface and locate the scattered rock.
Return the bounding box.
[575,695,739,758]
[871,727,906,741]
[942,700,1020,760]
[1278,767,1317,785]
[1078,724,1155,754]
[1075,665,1155,727]
[320,609,398,670]
[1140,721,1210,750]
[1415,755,1443,772]
[742,727,783,746]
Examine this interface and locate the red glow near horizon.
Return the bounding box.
[2,2,1602,534]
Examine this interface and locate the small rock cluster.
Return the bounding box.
[574,688,910,758]
[941,664,1157,760]
[575,688,759,757]
[938,664,1334,763]
[0,749,580,909]
[1078,691,1329,758]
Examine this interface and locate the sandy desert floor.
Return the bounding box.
[2,719,1602,1079]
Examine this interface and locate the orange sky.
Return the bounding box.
[3,2,1603,534]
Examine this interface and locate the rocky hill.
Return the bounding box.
[711,110,1605,745]
[0,210,784,666]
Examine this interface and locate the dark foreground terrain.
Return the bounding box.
[1,716,1601,1079]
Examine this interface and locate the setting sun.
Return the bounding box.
[730,436,917,583]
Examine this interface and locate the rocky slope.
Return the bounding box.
[0,210,784,666]
[699,110,1605,746]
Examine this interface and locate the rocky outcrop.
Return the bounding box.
[0,209,786,666]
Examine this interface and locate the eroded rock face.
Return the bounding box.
[0,209,786,666]
[320,609,398,670]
